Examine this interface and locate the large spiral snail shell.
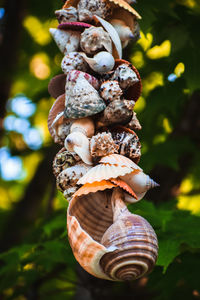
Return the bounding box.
[67,185,158,281]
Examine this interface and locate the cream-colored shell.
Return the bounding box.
[78,163,133,185]
[49,28,80,54]
[70,117,95,138]
[99,154,142,170]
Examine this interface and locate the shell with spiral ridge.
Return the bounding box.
[67,185,158,281]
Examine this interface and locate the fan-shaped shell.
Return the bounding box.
[114,59,142,102]
[110,178,137,200]
[58,21,92,31]
[74,180,117,197]
[99,154,142,171]
[63,0,141,19]
[77,163,133,185]
[48,74,66,99]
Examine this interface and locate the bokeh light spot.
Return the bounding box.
[23,16,51,45]
[147,40,171,60]
[174,62,185,77]
[0,149,23,181]
[8,95,36,118]
[30,53,50,80]
[24,128,43,150]
[138,31,153,51]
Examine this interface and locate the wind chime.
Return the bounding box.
[48,0,159,281]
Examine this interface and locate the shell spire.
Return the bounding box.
[48,0,159,283]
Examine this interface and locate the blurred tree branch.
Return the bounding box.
[0,0,26,140]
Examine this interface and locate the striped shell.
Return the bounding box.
[77,163,133,185]
[67,186,158,281]
[99,153,142,171]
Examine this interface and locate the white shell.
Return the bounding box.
[61,52,88,74]
[110,19,134,48]
[94,15,122,59]
[49,28,80,54]
[78,164,133,185]
[70,117,95,138]
[81,51,115,74]
[100,80,123,102]
[120,172,159,200]
[65,132,93,165]
[99,154,142,170]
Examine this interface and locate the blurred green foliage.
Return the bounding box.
[0,0,200,299]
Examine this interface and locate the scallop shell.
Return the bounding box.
[65,70,105,119]
[48,74,66,99]
[78,163,133,185]
[74,180,117,197]
[113,59,142,102]
[110,178,137,200]
[47,94,71,144]
[99,154,142,171]
[63,0,141,19]
[58,21,92,31]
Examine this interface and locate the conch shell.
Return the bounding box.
[53,148,77,178]
[67,186,158,281]
[65,132,93,165]
[64,70,105,119]
[81,51,115,74]
[80,26,112,55]
[90,132,119,158]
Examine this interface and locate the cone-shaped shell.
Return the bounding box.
[100,154,142,171]
[49,28,81,54]
[63,0,141,19]
[48,74,66,99]
[78,163,133,185]
[120,172,159,200]
[65,70,105,119]
[113,59,142,102]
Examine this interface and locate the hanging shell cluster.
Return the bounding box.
[48,0,159,281]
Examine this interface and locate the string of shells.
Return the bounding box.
[48,0,159,281]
